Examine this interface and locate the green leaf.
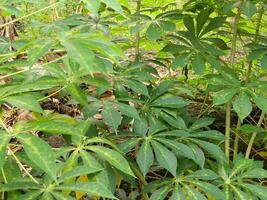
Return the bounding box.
[188,169,218,180]
[133,116,148,136]
[152,96,189,109]
[0,180,42,192]
[51,192,76,200]
[184,185,206,200]
[151,141,177,176]
[159,112,187,130]
[188,144,205,168]
[102,0,124,14]
[183,15,195,34]
[196,9,210,36]
[17,134,57,180]
[171,54,189,69]
[171,186,186,200]
[83,0,100,15]
[231,185,249,200]
[150,185,171,200]
[260,54,267,71]
[102,105,122,131]
[213,88,237,105]
[136,140,154,176]
[67,84,88,107]
[0,134,11,168]
[159,20,176,32]
[192,54,206,75]
[146,22,161,41]
[233,91,252,121]
[56,182,117,199]
[3,95,43,113]
[158,139,195,161]
[241,1,257,18]
[125,79,149,97]
[114,102,140,120]
[241,168,267,179]
[23,120,78,136]
[191,180,225,200]
[200,17,225,37]
[17,191,43,200]
[28,39,53,66]
[80,150,102,169]
[190,118,214,131]
[195,140,227,164]
[252,93,267,113]
[238,124,266,134]
[61,38,95,73]
[142,178,172,193]
[87,146,135,177]
[59,166,103,182]
[241,183,267,199]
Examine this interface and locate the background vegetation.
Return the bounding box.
[0,0,267,199]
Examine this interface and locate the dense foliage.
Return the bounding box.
[0,0,267,199]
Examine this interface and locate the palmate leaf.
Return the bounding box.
[17,134,57,180]
[51,192,76,200]
[56,182,117,199]
[151,141,177,176]
[136,140,154,176]
[87,146,135,177]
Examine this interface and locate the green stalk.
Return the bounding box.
[225,6,242,161]
[225,102,232,160]
[135,0,141,61]
[234,5,265,159]
[245,112,265,159]
[233,119,241,159]
[245,6,265,82]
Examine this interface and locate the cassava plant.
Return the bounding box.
[0,0,267,200]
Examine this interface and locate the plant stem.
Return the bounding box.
[135,0,141,61]
[245,5,265,82]
[225,5,242,162]
[234,6,265,159]
[8,146,39,184]
[233,119,241,159]
[229,7,241,69]
[245,112,265,159]
[225,102,231,160]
